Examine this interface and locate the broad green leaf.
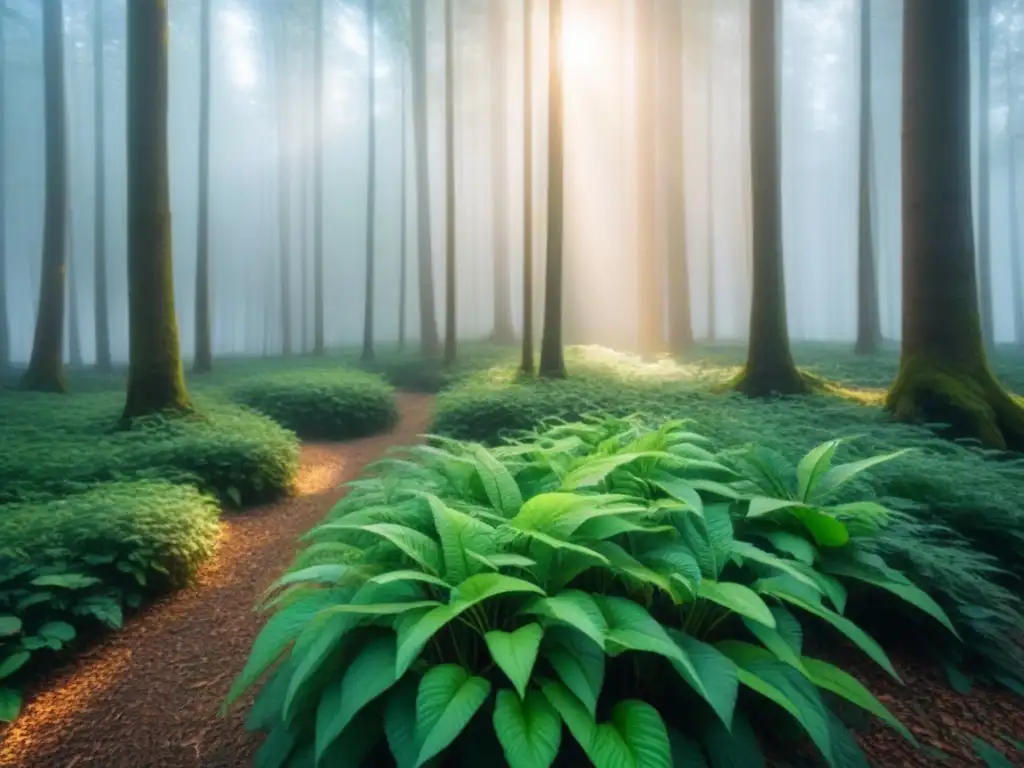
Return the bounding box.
[544,629,606,717]
[509,492,596,533]
[524,590,607,650]
[666,630,739,728]
[0,617,21,637]
[315,635,399,761]
[811,450,911,502]
[414,664,492,767]
[575,516,676,540]
[730,540,822,592]
[520,529,611,564]
[485,624,544,700]
[38,621,75,643]
[467,552,537,571]
[246,661,294,732]
[796,440,843,502]
[590,541,674,595]
[264,565,350,595]
[697,580,776,628]
[493,689,562,768]
[638,542,702,597]
[254,722,297,768]
[741,619,807,674]
[791,508,850,548]
[0,652,30,681]
[701,710,765,768]
[30,573,101,589]
[754,530,817,565]
[972,737,1016,768]
[321,522,443,575]
[317,600,442,617]
[561,451,676,490]
[746,497,807,519]
[316,706,382,766]
[470,444,525,516]
[371,570,452,590]
[650,474,705,518]
[384,678,420,768]
[425,494,497,584]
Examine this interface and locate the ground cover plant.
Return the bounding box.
[225,414,962,767]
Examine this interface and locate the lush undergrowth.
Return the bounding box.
[227,415,964,767]
[434,346,1024,694]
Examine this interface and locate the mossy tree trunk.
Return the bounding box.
[886,0,1024,451]
[520,0,535,376]
[442,0,457,367]
[361,0,377,363]
[193,0,212,373]
[854,0,882,356]
[539,0,566,380]
[121,0,192,422]
[732,0,807,397]
[411,0,440,358]
[93,0,110,371]
[22,0,68,393]
[978,0,994,348]
[275,8,292,356]
[398,59,409,351]
[489,0,515,345]
[313,0,325,356]
[0,0,8,371]
[660,0,693,353]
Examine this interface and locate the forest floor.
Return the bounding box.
[0,392,435,768]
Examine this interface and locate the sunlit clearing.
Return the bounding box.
[220,3,257,91]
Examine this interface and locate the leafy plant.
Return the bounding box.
[226,418,955,767]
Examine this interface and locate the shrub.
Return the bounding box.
[225,418,955,767]
[356,344,516,394]
[228,370,399,441]
[0,481,221,721]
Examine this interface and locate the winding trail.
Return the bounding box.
[0,393,435,768]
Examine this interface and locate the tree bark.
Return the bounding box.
[313,0,325,355]
[276,3,292,356]
[361,0,377,362]
[539,0,566,379]
[398,58,408,351]
[520,0,535,375]
[886,0,1024,451]
[67,205,83,367]
[489,0,515,344]
[193,0,212,373]
[93,0,110,370]
[636,0,662,357]
[22,0,68,393]
[442,0,457,366]
[855,0,882,355]
[410,0,440,357]
[732,0,807,397]
[121,0,192,421]
[0,0,8,371]
[977,0,994,347]
[1008,45,1024,346]
[705,1,716,343]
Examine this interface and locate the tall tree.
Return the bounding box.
[732,0,807,396]
[1007,39,1024,345]
[978,0,994,347]
[520,0,535,375]
[275,2,292,355]
[398,59,408,350]
[0,0,8,371]
[22,0,69,393]
[886,0,1024,450]
[361,0,377,361]
[489,0,514,344]
[854,0,882,355]
[539,0,566,379]
[67,206,82,367]
[660,0,692,352]
[313,0,325,355]
[705,1,716,342]
[410,0,440,356]
[193,0,212,372]
[122,0,192,420]
[636,0,662,356]
[442,0,456,366]
[92,0,110,370]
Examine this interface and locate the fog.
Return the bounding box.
[1,0,1022,366]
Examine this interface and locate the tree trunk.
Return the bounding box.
[121,0,192,421]
[732,0,807,397]
[361,0,377,362]
[660,0,693,352]
[276,6,292,356]
[636,0,662,357]
[300,31,311,355]
[539,0,566,379]
[520,0,535,375]
[313,0,325,355]
[92,0,110,371]
[977,0,994,347]
[855,0,882,355]
[443,0,457,367]
[0,0,8,371]
[22,0,68,393]
[193,0,212,373]
[1008,46,1024,346]
[705,1,716,342]
[410,0,440,357]
[886,0,1024,451]
[398,59,408,351]
[489,0,515,344]
[67,206,83,368]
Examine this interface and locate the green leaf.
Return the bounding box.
[38,621,76,643]
[698,580,776,628]
[370,570,452,590]
[599,597,690,669]
[791,508,850,547]
[30,573,101,589]
[746,497,807,519]
[265,564,350,596]
[650,474,705,518]
[742,618,807,674]
[702,710,765,767]
[414,664,492,767]
[468,552,537,571]
[425,494,497,584]
[493,688,562,768]
[322,522,443,575]
[0,616,22,637]
[227,486,243,507]
[485,624,544,700]
[470,444,525,516]
[731,540,822,592]
[0,652,30,681]
[385,678,420,768]
[561,451,675,490]
[315,635,399,761]
[796,440,843,502]
[811,449,911,502]
[754,530,817,565]
[544,629,606,717]
[972,737,1016,768]
[0,687,22,723]
[524,590,607,650]
[666,630,739,728]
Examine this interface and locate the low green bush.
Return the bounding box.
[355,344,517,393]
[225,417,955,767]
[227,369,399,441]
[0,481,221,721]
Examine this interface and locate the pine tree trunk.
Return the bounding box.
[520,0,535,375]
[539,0,566,379]
[0,0,8,371]
[22,0,68,393]
[706,2,716,343]
[489,0,514,344]
[661,0,693,352]
[398,59,408,351]
[733,0,807,397]
[121,0,192,421]
[193,0,212,373]
[1008,47,1024,346]
[978,0,994,347]
[443,0,457,367]
[67,206,83,368]
[313,0,326,355]
[276,11,292,356]
[93,0,110,370]
[636,0,662,357]
[411,0,440,357]
[886,0,1024,451]
[361,0,377,362]
[855,0,882,355]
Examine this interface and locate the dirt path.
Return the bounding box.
[0,393,435,768]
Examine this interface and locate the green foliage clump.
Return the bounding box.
[226,417,954,767]
[228,369,399,441]
[0,392,299,508]
[355,343,517,393]
[0,481,220,721]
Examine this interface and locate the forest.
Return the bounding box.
[2,0,1024,766]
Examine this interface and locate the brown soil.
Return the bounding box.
[0,393,435,768]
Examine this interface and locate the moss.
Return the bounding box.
[727,364,815,398]
[885,356,1024,451]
